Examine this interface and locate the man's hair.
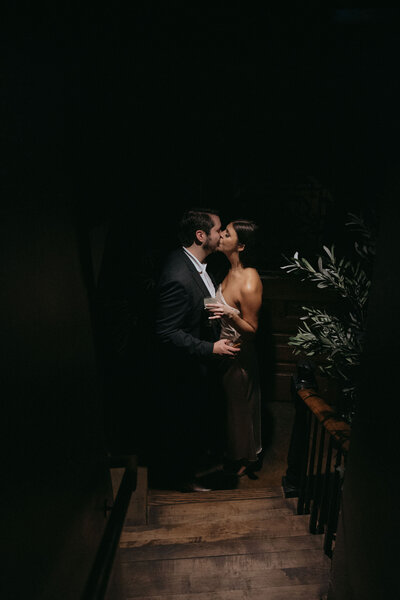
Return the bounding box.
[232,219,260,268]
[178,208,220,246]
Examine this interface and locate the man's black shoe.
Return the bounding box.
[180,480,212,493]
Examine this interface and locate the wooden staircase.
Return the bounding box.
[114,469,331,599]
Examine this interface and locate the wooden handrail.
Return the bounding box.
[297,388,351,453]
[283,376,352,556]
[81,456,137,600]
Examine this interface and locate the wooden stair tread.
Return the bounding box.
[148,486,284,505]
[121,513,312,546]
[121,557,330,596]
[125,583,328,600]
[120,533,324,562]
[148,497,298,526]
[119,468,329,598]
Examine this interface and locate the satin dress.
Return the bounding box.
[215,285,262,465]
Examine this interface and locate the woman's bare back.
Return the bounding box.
[221,267,263,332]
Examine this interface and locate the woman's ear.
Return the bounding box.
[238,243,245,253]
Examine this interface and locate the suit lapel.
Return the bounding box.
[180,249,220,341]
[207,268,217,290]
[181,250,212,297]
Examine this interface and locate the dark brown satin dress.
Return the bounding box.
[216,285,262,464]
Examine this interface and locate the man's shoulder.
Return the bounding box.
[159,248,191,280]
[162,248,186,269]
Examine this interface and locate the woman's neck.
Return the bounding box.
[228,253,243,271]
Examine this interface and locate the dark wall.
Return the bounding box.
[1,197,113,599]
[328,180,400,598]
[82,6,400,284]
[112,7,397,226]
[1,13,114,600]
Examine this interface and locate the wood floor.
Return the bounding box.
[115,469,331,599]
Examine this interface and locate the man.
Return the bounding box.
[153,208,240,491]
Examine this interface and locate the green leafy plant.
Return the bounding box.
[281,213,376,421]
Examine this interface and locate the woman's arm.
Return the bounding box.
[207,270,263,338]
[236,275,263,336]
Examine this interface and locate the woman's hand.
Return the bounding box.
[205,302,235,320]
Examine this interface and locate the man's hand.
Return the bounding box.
[212,339,241,356]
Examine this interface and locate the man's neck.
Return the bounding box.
[184,244,208,263]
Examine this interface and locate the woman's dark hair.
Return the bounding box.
[232,219,260,268]
[178,208,220,246]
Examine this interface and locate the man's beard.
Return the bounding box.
[204,238,219,253]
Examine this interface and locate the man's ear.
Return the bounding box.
[195,229,206,244]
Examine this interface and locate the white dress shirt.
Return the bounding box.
[183,247,216,297]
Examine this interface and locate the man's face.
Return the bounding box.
[203,214,222,253]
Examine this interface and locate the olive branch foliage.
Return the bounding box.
[281,213,376,411]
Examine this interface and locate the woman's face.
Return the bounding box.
[219,222,240,254]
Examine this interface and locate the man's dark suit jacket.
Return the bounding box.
[155,248,220,358]
[152,248,221,483]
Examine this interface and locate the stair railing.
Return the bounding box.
[296,387,350,557]
[82,455,137,600]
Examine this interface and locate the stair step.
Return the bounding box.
[148,486,284,505]
[120,472,329,598]
[148,497,298,526]
[120,552,330,597]
[121,513,312,548]
[120,532,324,562]
[125,583,328,599]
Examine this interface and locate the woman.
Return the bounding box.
[206,219,263,478]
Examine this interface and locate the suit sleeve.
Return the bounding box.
[155,279,214,357]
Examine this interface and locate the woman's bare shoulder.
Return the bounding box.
[241,268,262,292]
[242,267,261,282]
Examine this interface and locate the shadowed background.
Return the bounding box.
[2,6,400,599]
